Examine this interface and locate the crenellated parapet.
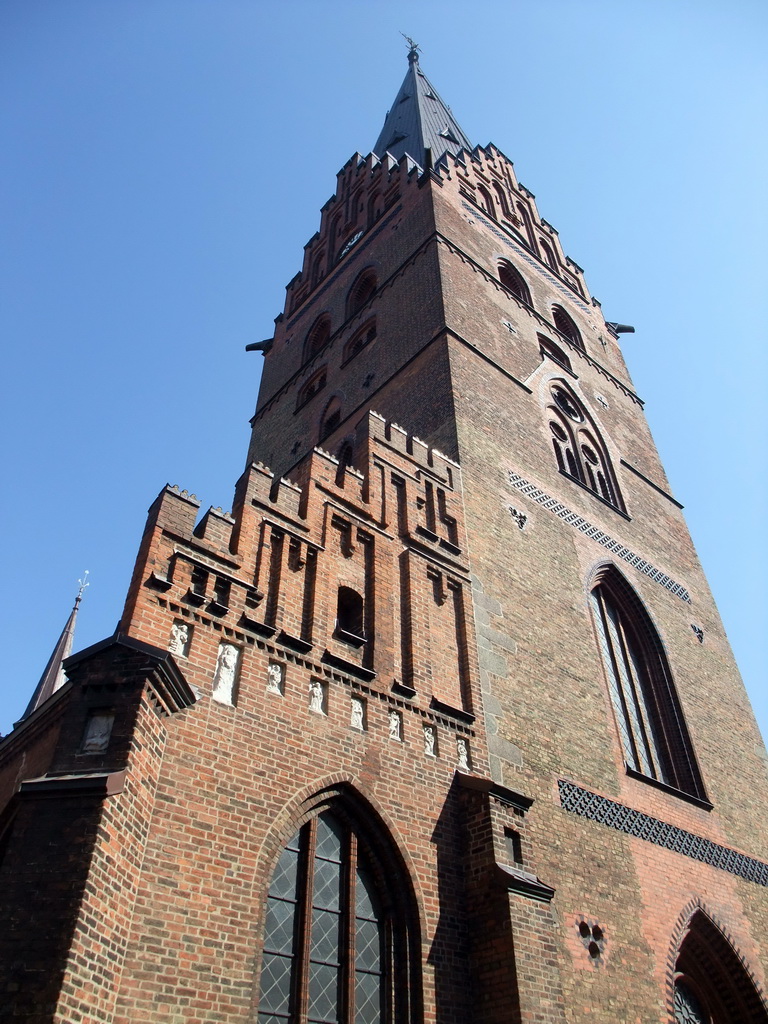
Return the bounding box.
[116,410,483,771]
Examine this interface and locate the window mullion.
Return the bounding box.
[342,831,357,1024]
[295,820,317,1024]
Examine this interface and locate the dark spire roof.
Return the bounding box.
[20,575,87,722]
[373,45,472,167]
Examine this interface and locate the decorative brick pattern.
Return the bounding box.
[559,781,768,886]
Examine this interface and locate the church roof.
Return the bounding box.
[373,46,472,167]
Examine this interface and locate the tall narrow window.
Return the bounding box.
[590,568,706,800]
[498,260,531,306]
[258,808,419,1024]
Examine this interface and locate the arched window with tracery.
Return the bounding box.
[548,384,623,509]
[476,184,495,218]
[257,804,421,1024]
[590,567,707,800]
[304,315,331,363]
[498,260,531,306]
[672,910,768,1022]
[346,270,377,319]
[552,305,584,351]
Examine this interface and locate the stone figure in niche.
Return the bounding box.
[456,737,471,773]
[309,679,326,715]
[212,643,239,705]
[388,709,402,741]
[168,620,190,657]
[350,696,365,730]
[82,712,114,754]
[267,661,284,694]
[423,725,436,757]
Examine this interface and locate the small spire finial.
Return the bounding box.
[400,33,420,64]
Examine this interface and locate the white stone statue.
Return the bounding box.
[309,679,326,715]
[456,737,471,773]
[82,713,114,753]
[169,620,190,657]
[423,725,436,757]
[212,643,239,705]
[351,696,365,730]
[267,662,284,694]
[388,709,402,741]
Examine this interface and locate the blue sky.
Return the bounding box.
[2,0,766,748]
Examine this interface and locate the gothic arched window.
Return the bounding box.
[673,910,768,1022]
[498,260,531,306]
[548,384,623,510]
[552,305,584,351]
[346,270,377,319]
[590,568,707,800]
[304,315,331,363]
[257,807,420,1024]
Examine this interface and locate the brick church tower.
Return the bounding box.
[1,46,767,1024]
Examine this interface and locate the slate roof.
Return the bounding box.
[373,48,472,167]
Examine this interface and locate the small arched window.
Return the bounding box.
[336,586,365,642]
[320,396,342,441]
[347,269,377,319]
[476,184,495,218]
[343,318,377,365]
[672,910,768,1023]
[552,305,584,351]
[548,384,623,510]
[304,315,331,363]
[539,335,572,372]
[590,567,706,799]
[297,367,327,408]
[257,807,420,1024]
[498,260,531,306]
[492,181,511,218]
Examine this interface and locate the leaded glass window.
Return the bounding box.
[258,812,389,1024]
[674,981,708,1024]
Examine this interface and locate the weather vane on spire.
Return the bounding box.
[400,33,421,63]
[75,569,90,608]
